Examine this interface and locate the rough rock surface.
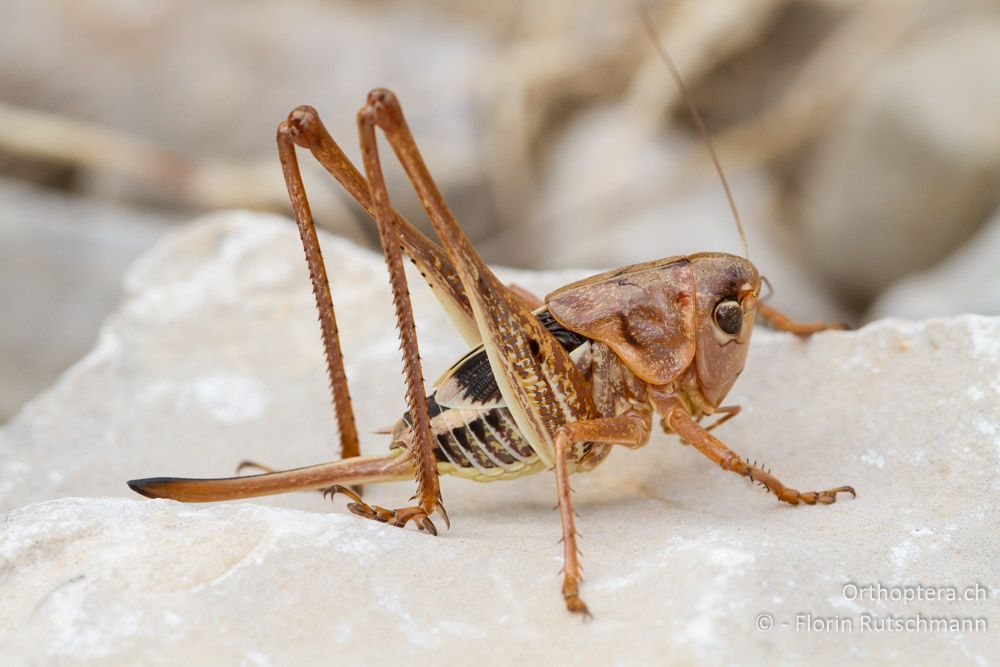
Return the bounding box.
[1,212,998,665]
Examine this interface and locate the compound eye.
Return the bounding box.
[714,300,742,336]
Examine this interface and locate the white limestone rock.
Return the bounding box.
[1,211,998,665]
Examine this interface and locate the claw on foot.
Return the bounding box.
[766,478,856,506]
[350,504,438,535]
[564,594,592,619]
[435,499,451,530]
[742,464,856,506]
[562,579,592,619]
[796,485,856,505]
[322,484,362,504]
[323,485,440,535]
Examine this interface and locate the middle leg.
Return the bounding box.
[552,414,652,617]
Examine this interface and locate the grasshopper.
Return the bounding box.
[129,56,854,616]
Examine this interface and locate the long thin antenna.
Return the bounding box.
[634,1,749,258]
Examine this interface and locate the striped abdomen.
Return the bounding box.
[392,309,595,482]
[399,397,546,481]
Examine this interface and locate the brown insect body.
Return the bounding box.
[128,88,853,616]
[416,252,762,480]
[549,252,760,405]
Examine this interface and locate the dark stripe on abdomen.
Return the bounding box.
[430,407,537,474]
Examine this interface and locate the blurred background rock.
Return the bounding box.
[1,0,999,422]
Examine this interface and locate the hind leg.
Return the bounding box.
[346,96,452,532]
[278,106,483,346]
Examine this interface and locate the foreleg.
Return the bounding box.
[656,394,855,505]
